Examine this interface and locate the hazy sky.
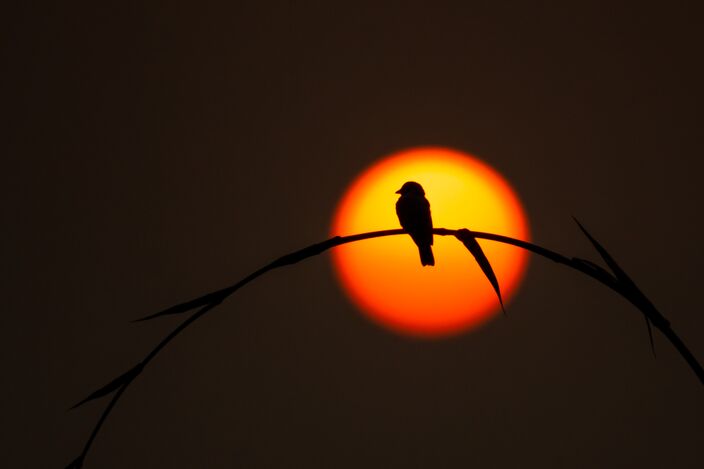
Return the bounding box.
[3,2,703,468]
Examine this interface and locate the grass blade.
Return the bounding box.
[71,363,143,409]
[573,218,659,356]
[134,290,231,322]
[572,218,633,284]
[455,229,505,315]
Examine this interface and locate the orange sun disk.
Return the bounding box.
[331,147,530,338]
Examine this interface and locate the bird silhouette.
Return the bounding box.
[395,181,435,266]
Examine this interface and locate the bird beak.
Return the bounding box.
[395,189,402,194]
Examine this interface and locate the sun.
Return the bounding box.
[330,147,530,338]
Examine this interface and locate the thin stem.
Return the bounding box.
[68,227,703,468]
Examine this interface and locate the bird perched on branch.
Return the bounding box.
[395,181,435,266]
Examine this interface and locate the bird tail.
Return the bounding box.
[419,245,435,266]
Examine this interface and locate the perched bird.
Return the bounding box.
[395,181,435,266]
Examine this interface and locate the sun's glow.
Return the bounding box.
[331,147,530,338]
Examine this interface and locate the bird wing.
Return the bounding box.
[396,195,433,246]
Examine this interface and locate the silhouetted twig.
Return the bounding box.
[65,222,703,468]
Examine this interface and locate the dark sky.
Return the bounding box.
[3,2,703,468]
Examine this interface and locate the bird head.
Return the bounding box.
[395,181,425,196]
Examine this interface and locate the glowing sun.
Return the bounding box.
[330,147,530,338]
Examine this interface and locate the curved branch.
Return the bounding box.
[66,227,703,468]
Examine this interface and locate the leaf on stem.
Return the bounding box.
[572,218,634,284]
[455,229,505,315]
[134,292,230,322]
[573,218,658,356]
[71,363,143,409]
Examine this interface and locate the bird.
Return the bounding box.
[395,181,435,266]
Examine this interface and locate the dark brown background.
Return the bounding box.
[3,1,703,468]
